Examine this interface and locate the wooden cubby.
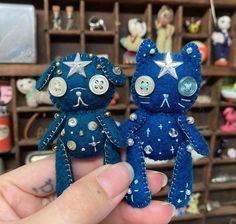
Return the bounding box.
[1,0,236,223]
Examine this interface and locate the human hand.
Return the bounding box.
[0,156,175,224]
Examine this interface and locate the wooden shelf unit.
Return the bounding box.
[0,0,236,223]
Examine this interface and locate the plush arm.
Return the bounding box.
[96,112,127,148]
[38,113,66,150]
[178,115,209,156]
[120,110,147,137]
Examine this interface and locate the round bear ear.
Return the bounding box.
[36,59,58,91]
[181,42,201,69]
[99,57,126,86]
[136,39,159,64]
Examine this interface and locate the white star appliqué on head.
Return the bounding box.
[154,52,183,80]
[63,53,92,78]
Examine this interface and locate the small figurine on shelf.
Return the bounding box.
[214,137,229,158]
[192,41,208,64]
[187,193,201,214]
[109,91,120,106]
[155,5,175,53]
[52,5,62,30]
[220,107,236,132]
[212,15,231,66]
[185,18,201,34]
[221,81,236,102]
[120,18,147,64]
[88,16,107,31]
[65,6,74,30]
[16,78,52,107]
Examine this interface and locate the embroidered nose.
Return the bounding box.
[76,91,81,97]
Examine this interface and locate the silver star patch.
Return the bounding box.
[63,53,92,78]
[154,52,183,80]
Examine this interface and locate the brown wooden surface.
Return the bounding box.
[1,0,236,223]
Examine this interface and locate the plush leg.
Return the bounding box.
[168,141,192,208]
[56,141,74,196]
[104,139,121,164]
[126,136,151,208]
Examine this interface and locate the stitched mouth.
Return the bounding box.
[72,89,88,107]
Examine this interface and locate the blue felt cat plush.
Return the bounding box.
[36,52,127,196]
[121,39,208,208]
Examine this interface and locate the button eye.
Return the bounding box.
[135,76,155,96]
[48,77,67,97]
[178,76,198,97]
[89,75,109,95]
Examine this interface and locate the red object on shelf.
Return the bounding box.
[0,114,12,153]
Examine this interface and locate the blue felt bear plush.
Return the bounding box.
[36,52,127,196]
[120,39,209,208]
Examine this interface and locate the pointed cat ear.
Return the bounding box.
[136,39,159,63]
[181,42,201,68]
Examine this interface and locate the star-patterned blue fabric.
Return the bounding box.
[120,39,209,208]
[36,52,127,196]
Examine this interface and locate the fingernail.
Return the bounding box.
[97,162,134,199]
[161,173,168,187]
[162,202,176,217]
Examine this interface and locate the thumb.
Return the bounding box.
[22,162,134,224]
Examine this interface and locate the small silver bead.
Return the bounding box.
[127,188,132,194]
[129,113,137,121]
[186,47,193,54]
[168,128,178,138]
[128,138,134,146]
[149,48,155,54]
[186,144,194,153]
[187,116,195,124]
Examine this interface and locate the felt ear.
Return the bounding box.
[181,42,201,68]
[100,57,126,86]
[36,60,57,91]
[136,39,158,64]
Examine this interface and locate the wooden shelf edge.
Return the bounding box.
[213,158,236,165]
[19,139,39,146]
[48,30,81,36]
[0,64,48,77]
[206,205,236,217]
[209,182,236,191]
[17,106,58,113]
[85,30,115,37]
[173,213,204,222]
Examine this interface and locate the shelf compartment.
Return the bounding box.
[181,33,209,39]
[19,138,39,146]
[213,158,236,165]
[210,182,236,191]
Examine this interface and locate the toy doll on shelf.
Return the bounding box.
[120,18,147,64]
[155,5,175,53]
[65,6,74,30]
[52,5,62,30]
[220,107,236,132]
[211,15,231,66]
[185,18,201,34]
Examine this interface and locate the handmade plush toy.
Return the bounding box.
[36,52,127,196]
[212,15,231,66]
[120,18,147,64]
[16,78,52,107]
[185,18,201,34]
[155,5,175,53]
[120,39,208,208]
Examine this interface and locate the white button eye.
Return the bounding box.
[89,75,109,95]
[48,77,67,97]
[135,76,155,96]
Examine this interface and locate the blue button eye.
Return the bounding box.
[178,76,197,97]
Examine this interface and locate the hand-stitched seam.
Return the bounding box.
[42,115,66,147]
[59,139,73,184]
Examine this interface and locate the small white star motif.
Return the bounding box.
[154,52,183,80]
[63,53,92,78]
